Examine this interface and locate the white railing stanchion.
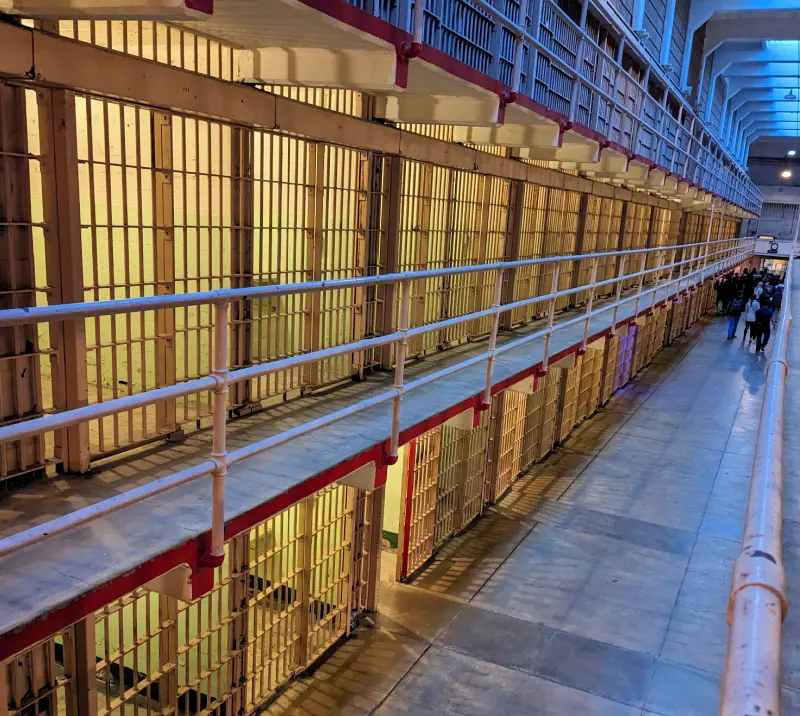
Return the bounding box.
[206,299,230,565]
[633,251,648,317]
[610,256,626,334]
[482,269,506,407]
[538,263,560,375]
[580,257,599,351]
[388,280,411,463]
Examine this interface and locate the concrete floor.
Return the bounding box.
[265,310,800,716]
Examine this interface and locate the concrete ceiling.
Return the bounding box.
[680,4,800,149]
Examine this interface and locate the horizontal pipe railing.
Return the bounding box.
[0,236,749,328]
[719,238,796,715]
[0,237,754,562]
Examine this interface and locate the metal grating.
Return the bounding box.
[399,428,441,578]
[0,84,53,480]
[557,356,580,442]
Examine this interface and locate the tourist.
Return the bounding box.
[727,292,744,340]
[743,294,760,343]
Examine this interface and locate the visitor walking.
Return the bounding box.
[727,293,744,340]
[743,295,759,343]
[754,300,776,353]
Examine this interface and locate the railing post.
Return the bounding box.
[611,256,626,334]
[389,281,411,462]
[482,269,506,407]
[204,299,230,564]
[537,263,560,375]
[633,251,648,317]
[580,258,599,351]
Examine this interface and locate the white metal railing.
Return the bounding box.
[0,236,754,565]
[387,0,760,214]
[719,235,796,715]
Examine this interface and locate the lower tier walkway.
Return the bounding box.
[264,309,800,716]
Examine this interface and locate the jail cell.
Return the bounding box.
[397,414,491,579]
[645,207,673,279]
[556,356,581,444]
[487,390,528,502]
[614,323,637,390]
[520,383,546,470]
[537,189,582,312]
[511,183,548,324]
[598,198,624,286]
[441,173,498,346]
[650,306,669,359]
[575,345,604,423]
[468,176,512,340]
[573,195,600,306]
[0,84,53,481]
[536,369,562,461]
[397,162,450,356]
[599,335,619,405]
[56,19,237,82]
[620,203,652,290]
[631,317,652,375]
[434,414,490,542]
[667,298,687,344]
[702,280,717,313]
[1,628,75,716]
[397,428,440,579]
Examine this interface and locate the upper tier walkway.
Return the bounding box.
[0,268,719,653]
[262,286,800,716]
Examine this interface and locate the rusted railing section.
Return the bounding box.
[719,240,796,716]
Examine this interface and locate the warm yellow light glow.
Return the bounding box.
[781,169,793,178]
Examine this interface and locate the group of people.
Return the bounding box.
[714,268,785,353]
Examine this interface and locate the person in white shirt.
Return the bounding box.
[743,295,760,343]
[754,282,764,300]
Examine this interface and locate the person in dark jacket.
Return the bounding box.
[727,293,744,340]
[754,301,776,353]
[773,285,784,312]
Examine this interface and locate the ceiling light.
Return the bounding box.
[790,150,797,157]
[781,169,793,178]
[786,91,798,101]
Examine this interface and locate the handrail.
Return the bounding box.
[0,236,748,327]
[0,237,754,564]
[719,237,796,715]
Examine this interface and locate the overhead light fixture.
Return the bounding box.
[786,91,798,101]
[781,169,793,178]
[790,150,798,157]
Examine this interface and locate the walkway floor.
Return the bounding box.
[265,310,800,716]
